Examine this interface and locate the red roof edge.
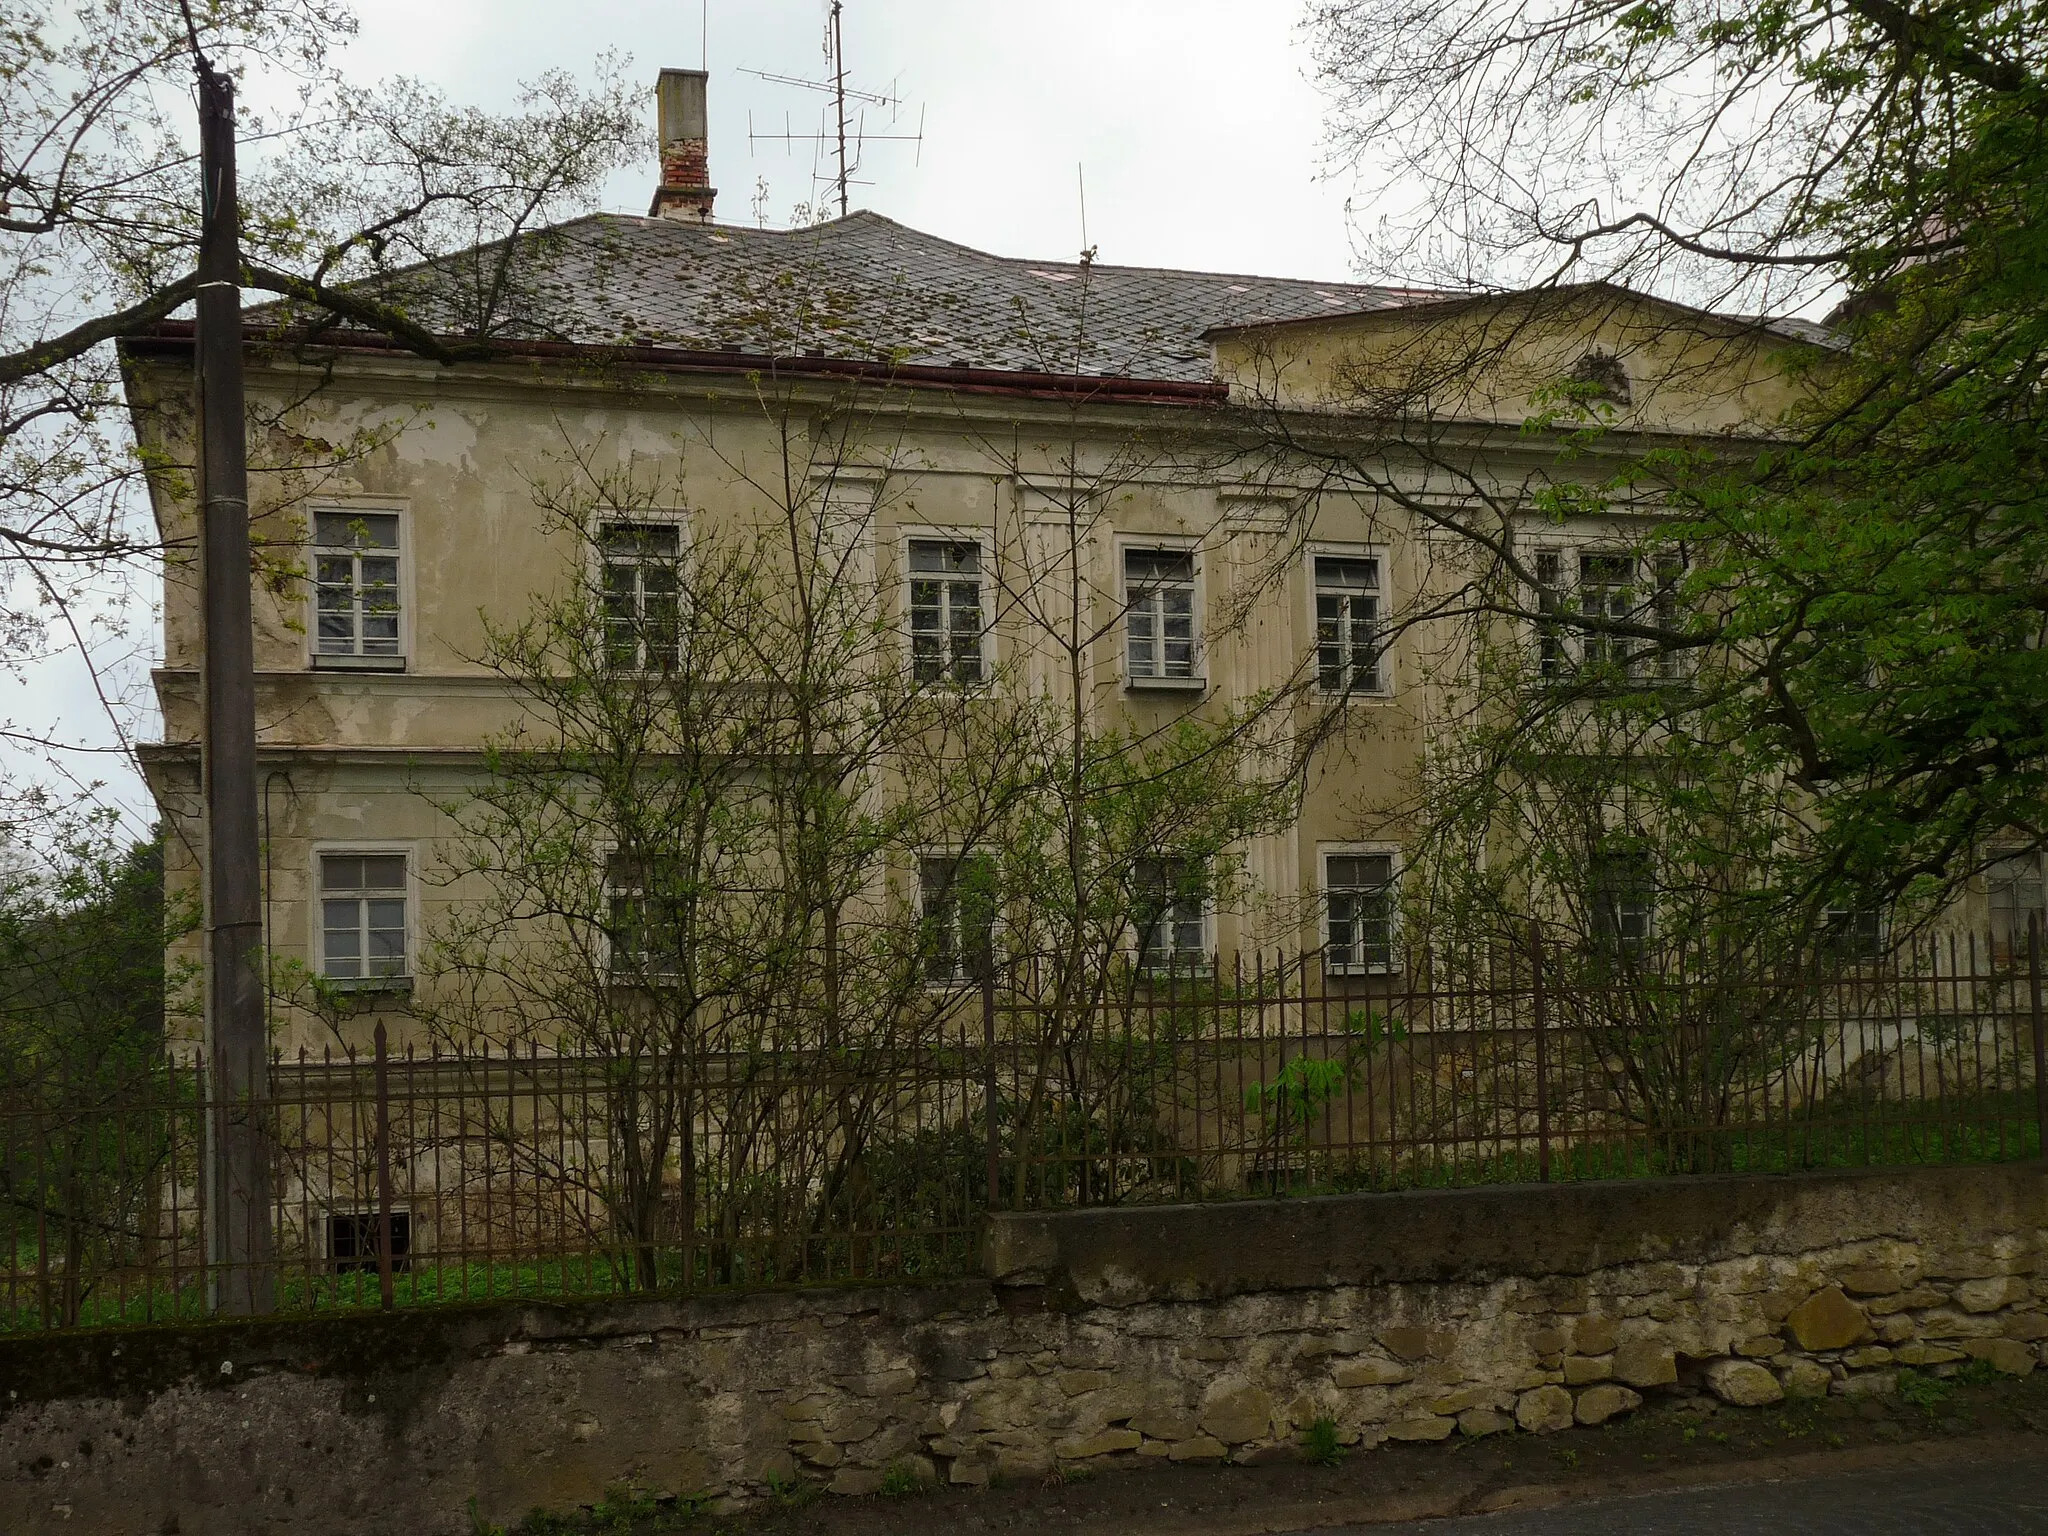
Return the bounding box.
[127,321,1229,407]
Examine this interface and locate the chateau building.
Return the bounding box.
[125,68,2025,1058]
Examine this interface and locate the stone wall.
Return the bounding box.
[2,1162,2043,1535]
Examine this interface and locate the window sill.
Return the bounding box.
[1138,961,1214,981]
[1315,689,1395,706]
[1326,964,1401,979]
[314,654,408,672]
[1125,675,1207,694]
[320,974,413,995]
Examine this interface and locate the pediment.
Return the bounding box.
[1206,283,1829,438]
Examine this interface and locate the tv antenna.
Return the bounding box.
[742,1,924,218]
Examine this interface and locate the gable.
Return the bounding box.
[1206,285,1830,438]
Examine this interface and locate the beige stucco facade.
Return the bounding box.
[128,268,1837,1058]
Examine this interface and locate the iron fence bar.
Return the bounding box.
[982,964,999,1211]
[373,1023,395,1312]
[1531,922,1551,1184]
[2031,919,2046,1161]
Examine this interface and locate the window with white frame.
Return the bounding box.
[605,852,688,980]
[1324,852,1396,973]
[1124,548,1199,683]
[1989,852,2046,964]
[1134,856,1209,972]
[907,539,985,685]
[600,522,682,672]
[314,510,402,661]
[1588,848,1654,952]
[319,852,408,980]
[917,851,996,983]
[1577,553,1637,671]
[1532,547,1684,680]
[1535,550,1569,678]
[1314,555,1383,696]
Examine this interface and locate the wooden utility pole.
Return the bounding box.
[193,43,273,1315]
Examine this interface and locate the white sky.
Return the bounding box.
[345,0,1364,278]
[55,1,1368,827]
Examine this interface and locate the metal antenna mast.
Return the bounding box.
[830,0,848,216]
[742,0,924,218]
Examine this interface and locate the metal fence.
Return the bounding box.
[4,929,2043,1332]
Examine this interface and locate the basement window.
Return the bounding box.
[328,1210,411,1273]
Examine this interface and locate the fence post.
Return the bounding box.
[2030,918,2046,1163]
[982,963,1001,1211]
[373,1020,395,1312]
[1531,921,1551,1183]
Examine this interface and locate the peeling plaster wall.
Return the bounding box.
[1,1162,2042,1535]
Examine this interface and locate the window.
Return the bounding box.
[1135,856,1209,972]
[314,510,401,662]
[1314,556,1382,696]
[1990,853,2046,964]
[908,539,985,685]
[917,852,996,983]
[1588,849,1654,951]
[1325,852,1396,973]
[600,522,681,672]
[1821,905,1885,962]
[1648,555,1685,679]
[1577,553,1636,672]
[1535,550,1568,679]
[1532,547,1685,680]
[1125,548,1199,684]
[605,852,687,980]
[328,1210,411,1274]
[319,853,408,981]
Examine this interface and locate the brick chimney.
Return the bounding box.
[650,68,716,222]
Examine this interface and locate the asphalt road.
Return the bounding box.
[1291,1454,2048,1534]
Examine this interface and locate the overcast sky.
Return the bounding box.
[348,0,1364,279]
[39,1,1367,829]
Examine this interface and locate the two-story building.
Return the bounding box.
[126,69,1949,1059]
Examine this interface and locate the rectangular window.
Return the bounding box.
[1821,905,1885,962]
[1588,849,1654,951]
[1314,556,1382,695]
[1990,854,2046,964]
[1535,550,1567,679]
[1125,549,1198,683]
[1135,856,1208,972]
[314,510,402,660]
[600,522,682,672]
[1649,553,1685,679]
[908,539,985,685]
[1578,553,1636,672]
[606,852,687,980]
[319,853,408,980]
[1532,546,1686,681]
[917,852,996,983]
[1325,852,1395,973]
[328,1210,412,1274]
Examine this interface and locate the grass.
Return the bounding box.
[507,1484,712,1535]
[878,1462,929,1497]
[1301,1415,1346,1466]
[2,1089,2036,1336]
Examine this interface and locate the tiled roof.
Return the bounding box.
[356,210,1434,383]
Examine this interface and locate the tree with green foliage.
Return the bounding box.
[0,815,192,1326]
[1308,0,2048,930]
